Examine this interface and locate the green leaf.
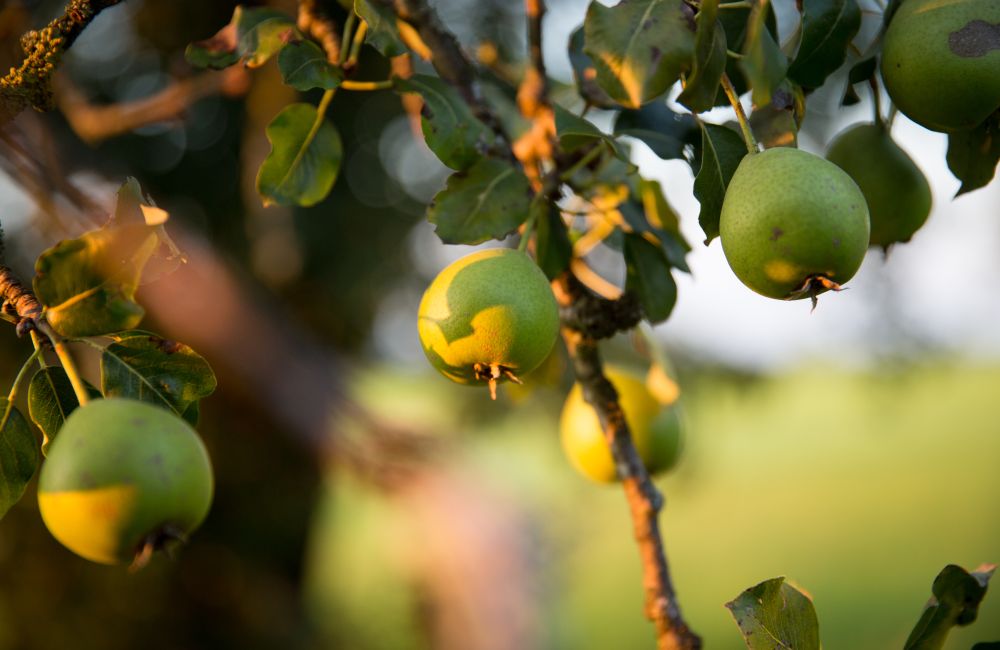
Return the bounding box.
[239,16,299,68]
[394,75,495,171]
[677,0,728,113]
[583,0,695,108]
[355,0,405,57]
[427,158,532,245]
[28,367,98,455]
[613,102,698,160]
[693,123,747,244]
[0,402,38,521]
[749,81,803,148]
[741,2,788,107]
[726,577,821,650]
[257,102,343,207]
[624,233,677,323]
[185,25,241,69]
[533,198,572,280]
[278,40,343,91]
[33,223,163,338]
[847,57,877,84]
[946,116,1000,196]
[787,0,861,88]
[101,332,217,420]
[554,105,630,172]
[635,177,691,271]
[842,57,876,105]
[568,25,616,108]
[904,564,996,650]
[186,7,297,69]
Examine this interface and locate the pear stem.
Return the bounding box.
[720,73,758,154]
[37,321,90,407]
[868,76,885,130]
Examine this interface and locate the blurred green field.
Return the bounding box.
[306,361,1000,649]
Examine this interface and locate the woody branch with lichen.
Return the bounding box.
[0,0,122,124]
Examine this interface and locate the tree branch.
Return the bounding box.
[554,272,701,650]
[54,67,249,145]
[382,0,511,153]
[296,0,342,63]
[0,0,123,124]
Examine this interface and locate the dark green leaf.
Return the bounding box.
[613,102,698,160]
[555,104,610,152]
[726,577,821,650]
[33,223,164,337]
[427,158,532,245]
[0,402,38,521]
[946,116,1000,196]
[842,58,875,105]
[749,82,803,148]
[583,0,696,108]
[257,103,343,207]
[741,2,788,107]
[787,0,861,88]
[972,643,1000,649]
[395,75,495,171]
[28,367,98,455]
[101,332,217,420]
[568,25,616,108]
[635,177,691,271]
[847,57,877,84]
[904,564,996,650]
[677,0,728,113]
[355,0,405,57]
[693,123,747,243]
[624,234,677,323]
[532,198,572,280]
[278,40,343,91]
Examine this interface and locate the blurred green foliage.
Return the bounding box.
[306,362,1000,649]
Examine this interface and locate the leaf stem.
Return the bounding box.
[345,20,368,68]
[559,144,605,182]
[0,347,43,433]
[720,73,758,154]
[718,1,752,8]
[340,79,394,91]
[37,322,89,407]
[28,331,46,369]
[726,49,745,59]
[518,206,539,253]
[338,11,357,66]
[868,76,885,129]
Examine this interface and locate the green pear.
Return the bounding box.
[881,0,1000,132]
[827,123,932,250]
[720,147,870,301]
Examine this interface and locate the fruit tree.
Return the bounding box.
[0,0,996,648]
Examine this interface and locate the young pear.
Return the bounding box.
[827,123,932,250]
